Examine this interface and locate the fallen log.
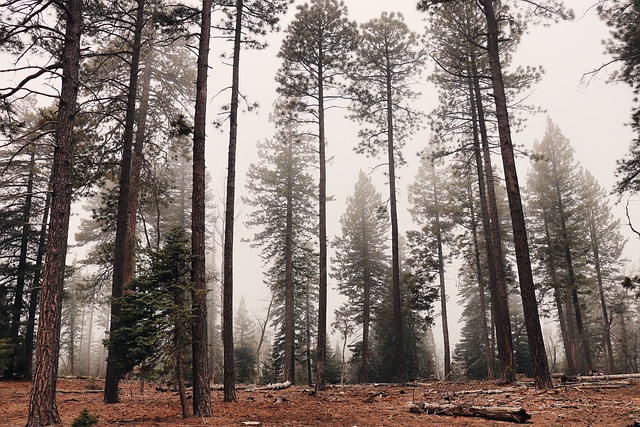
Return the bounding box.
[408,402,531,424]
[255,381,292,391]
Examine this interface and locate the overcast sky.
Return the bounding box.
[199,0,640,354]
[198,0,640,354]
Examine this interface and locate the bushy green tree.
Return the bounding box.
[106,226,193,415]
[332,171,389,383]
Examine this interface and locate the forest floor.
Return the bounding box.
[1,377,639,426]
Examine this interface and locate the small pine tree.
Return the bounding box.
[70,409,98,427]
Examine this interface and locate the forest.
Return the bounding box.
[1,0,640,426]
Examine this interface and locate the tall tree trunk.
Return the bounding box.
[105,0,146,403]
[432,161,451,380]
[361,207,371,384]
[542,209,577,375]
[124,44,154,283]
[466,174,495,380]
[467,71,495,380]
[588,212,615,373]
[5,151,36,379]
[191,0,214,416]
[86,301,94,376]
[222,0,244,403]
[284,139,295,383]
[26,0,83,424]
[176,288,190,418]
[559,212,592,372]
[23,187,51,379]
[386,62,406,385]
[470,51,514,379]
[480,0,552,389]
[315,62,328,393]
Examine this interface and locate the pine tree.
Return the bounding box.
[407,156,455,379]
[276,0,358,390]
[332,171,389,383]
[348,12,426,385]
[527,118,593,373]
[244,111,317,384]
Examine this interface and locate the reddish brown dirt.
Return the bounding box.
[1,378,639,426]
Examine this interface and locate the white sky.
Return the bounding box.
[202,0,640,354]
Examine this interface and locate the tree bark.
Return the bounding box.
[123,42,154,284]
[432,161,451,380]
[284,137,295,384]
[588,212,614,372]
[26,0,82,424]
[192,0,214,416]
[385,55,406,386]
[467,71,495,380]
[480,0,552,389]
[315,58,328,393]
[222,0,244,404]
[470,50,514,379]
[105,0,146,404]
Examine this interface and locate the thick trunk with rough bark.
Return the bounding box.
[481,0,552,389]
[192,0,213,416]
[26,0,83,424]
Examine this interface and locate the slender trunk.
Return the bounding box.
[588,212,615,373]
[467,67,498,380]
[5,152,35,378]
[284,139,295,383]
[222,0,244,403]
[466,176,495,380]
[470,51,513,379]
[385,56,406,386]
[481,0,552,389]
[541,207,577,375]
[431,161,450,380]
[315,59,328,393]
[105,0,146,403]
[23,187,51,380]
[192,0,214,415]
[306,282,312,386]
[26,0,82,424]
[176,289,190,418]
[560,216,592,372]
[86,301,94,376]
[361,202,371,384]
[124,44,154,283]
[255,295,273,385]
